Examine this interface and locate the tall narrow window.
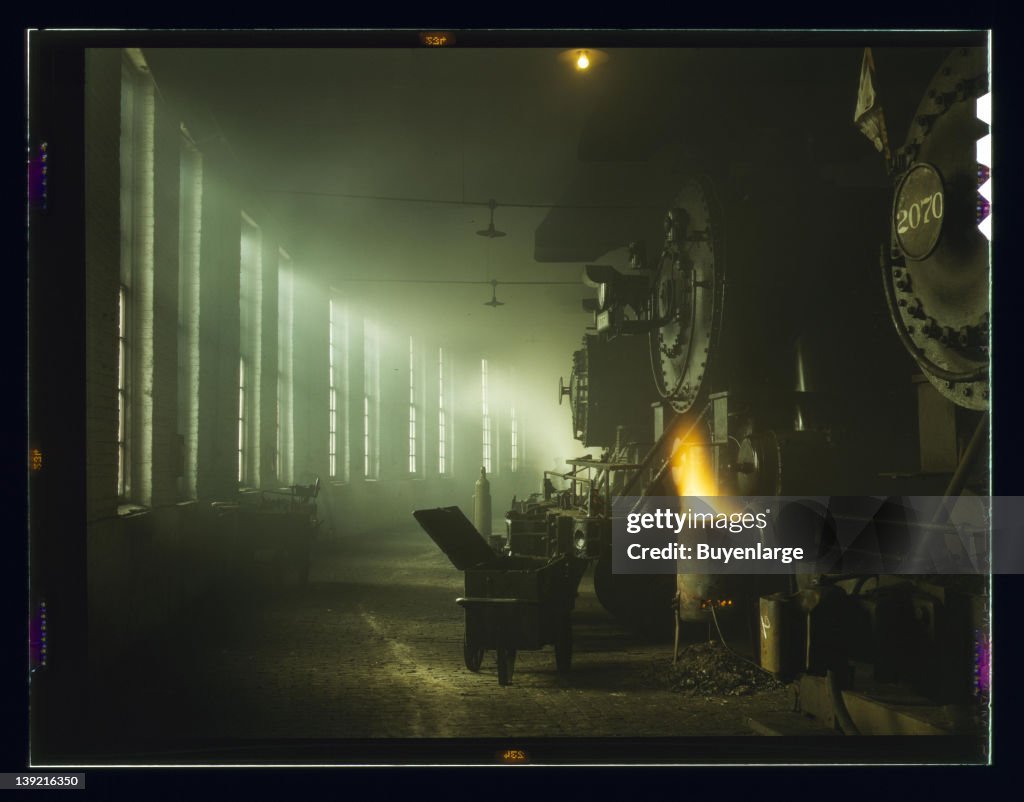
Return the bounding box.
[363,319,379,479]
[519,416,525,467]
[176,132,202,499]
[510,406,518,473]
[339,307,349,481]
[239,213,262,487]
[328,300,337,478]
[408,336,419,475]
[438,347,447,475]
[238,356,246,483]
[275,381,281,481]
[117,286,128,498]
[363,396,370,479]
[481,358,491,474]
[328,296,350,482]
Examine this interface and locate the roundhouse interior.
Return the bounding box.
[26,31,993,766]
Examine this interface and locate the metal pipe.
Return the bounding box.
[931,411,989,525]
[827,669,861,736]
[623,400,714,504]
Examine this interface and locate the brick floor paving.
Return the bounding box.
[87,527,792,756]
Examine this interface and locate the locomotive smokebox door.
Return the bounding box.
[650,177,723,414]
[885,46,989,410]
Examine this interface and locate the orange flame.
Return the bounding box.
[671,430,717,497]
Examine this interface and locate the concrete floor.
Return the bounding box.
[86,525,797,759]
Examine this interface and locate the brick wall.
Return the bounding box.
[178,142,203,499]
[291,276,329,485]
[84,48,122,524]
[79,47,526,673]
[84,50,236,671]
[278,260,295,484]
[196,161,241,502]
[150,98,181,507]
[259,235,280,488]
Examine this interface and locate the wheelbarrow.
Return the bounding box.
[414,506,579,686]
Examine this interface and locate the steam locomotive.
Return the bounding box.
[509,45,990,732]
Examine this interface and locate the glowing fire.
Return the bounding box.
[671,430,717,497]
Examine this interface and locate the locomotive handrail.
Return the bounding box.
[456,597,539,606]
[563,459,645,471]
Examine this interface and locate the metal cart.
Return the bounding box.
[213,478,320,585]
[415,506,580,686]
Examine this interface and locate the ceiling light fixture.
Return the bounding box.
[484,279,505,308]
[476,198,506,238]
[558,48,608,72]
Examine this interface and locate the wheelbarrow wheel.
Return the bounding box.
[464,634,485,672]
[555,619,573,674]
[497,648,517,686]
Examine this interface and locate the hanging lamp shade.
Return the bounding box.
[476,198,506,238]
[484,279,505,307]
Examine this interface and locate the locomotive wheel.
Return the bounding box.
[463,634,485,673]
[496,648,517,686]
[555,618,573,674]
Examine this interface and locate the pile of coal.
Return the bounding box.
[651,642,784,697]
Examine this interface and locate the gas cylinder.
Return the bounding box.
[473,466,492,537]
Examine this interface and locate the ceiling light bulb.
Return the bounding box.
[558,48,607,71]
